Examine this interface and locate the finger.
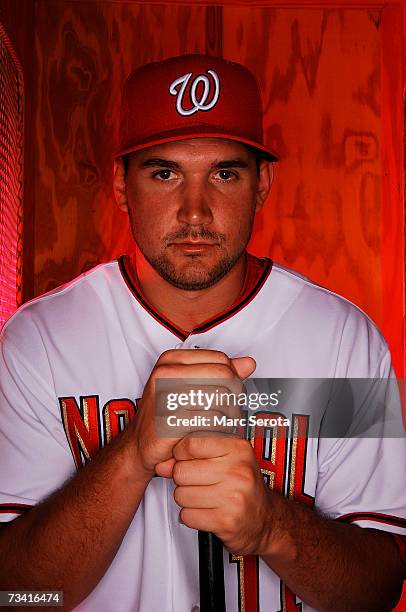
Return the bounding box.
[157,407,240,440]
[230,356,256,379]
[174,484,222,509]
[155,457,176,478]
[161,383,244,412]
[157,349,231,366]
[155,366,245,425]
[154,362,241,382]
[172,450,257,486]
[173,433,249,462]
[172,457,223,485]
[180,507,220,532]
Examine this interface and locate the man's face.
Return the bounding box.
[122,138,270,290]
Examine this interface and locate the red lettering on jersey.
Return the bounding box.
[279,583,302,612]
[279,415,314,612]
[103,399,137,443]
[230,413,289,612]
[287,415,314,506]
[230,554,259,612]
[230,413,314,612]
[59,395,102,468]
[252,411,289,494]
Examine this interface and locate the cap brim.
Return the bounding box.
[114,130,278,162]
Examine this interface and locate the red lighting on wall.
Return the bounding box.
[0,21,23,328]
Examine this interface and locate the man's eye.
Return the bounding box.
[153,169,176,181]
[214,170,237,181]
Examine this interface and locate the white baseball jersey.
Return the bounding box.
[0,254,405,612]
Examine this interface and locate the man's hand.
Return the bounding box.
[134,349,256,477]
[159,435,405,612]
[158,434,273,556]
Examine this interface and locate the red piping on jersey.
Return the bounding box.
[118,252,272,340]
[0,503,33,514]
[337,512,406,529]
[119,255,188,339]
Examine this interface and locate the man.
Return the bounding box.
[0,54,405,612]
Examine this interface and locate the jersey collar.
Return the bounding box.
[118,252,272,341]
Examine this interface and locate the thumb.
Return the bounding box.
[230,356,256,379]
[155,457,176,478]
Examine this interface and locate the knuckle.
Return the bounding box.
[237,438,256,457]
[186,435,201,454]
[173,486,183,507]
[157,349,176,364]
[179,435,202,458]
[153,364,176,380]
[220,512,238,535]
[240,463,256,483]
[228,488,246,507]
[180,508,193,528]
[173,440,188,461]
[154,364,169,378]
[230,462,255,487]
[172,462,185,484]
[216,363,235,378]
[211,351,231,365]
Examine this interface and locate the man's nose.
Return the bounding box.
[176,180,214,226]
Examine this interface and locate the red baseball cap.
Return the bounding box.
[115,54,278,161]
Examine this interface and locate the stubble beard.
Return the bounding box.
[135,228,250,291]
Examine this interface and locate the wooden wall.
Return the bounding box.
[29,0,405,378]
[33,1,207,294]
[0,2,404,606]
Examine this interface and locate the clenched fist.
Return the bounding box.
[133,348,256,477]
[157,434,274,556]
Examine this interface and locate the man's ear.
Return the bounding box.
[113,158,128,212]
[255,161,274,212]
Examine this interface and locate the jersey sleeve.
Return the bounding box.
[0,312,75,522]
[315,347,406,536]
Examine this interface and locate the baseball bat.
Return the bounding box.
[184,345,225,609]
[198,530,226,611]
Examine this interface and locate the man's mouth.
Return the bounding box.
[169,241,219,254]
[170,239,219,245]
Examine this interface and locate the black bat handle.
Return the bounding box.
[198,530,226,612]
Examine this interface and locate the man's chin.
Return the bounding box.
[163,276,219,291]
[149,255,236,291]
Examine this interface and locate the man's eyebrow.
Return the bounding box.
[211,159,249,169]
[138,158,250,170]
[139,158,181,169]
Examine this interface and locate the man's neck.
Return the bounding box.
[134,248,247,333]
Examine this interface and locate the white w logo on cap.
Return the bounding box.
[169,70,220,116]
